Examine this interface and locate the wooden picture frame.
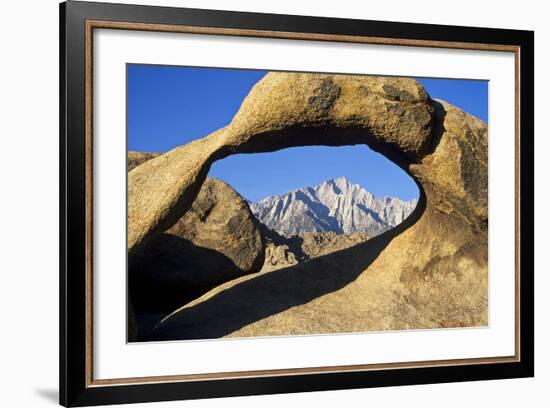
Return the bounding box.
[60,1,534,406]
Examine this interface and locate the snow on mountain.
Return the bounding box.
[249,176,417,238]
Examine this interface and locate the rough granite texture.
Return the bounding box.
[260,227,370,272]
[126,72,488,340]
[127,151,162,171]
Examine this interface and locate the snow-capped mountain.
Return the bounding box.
[249,176,417,238]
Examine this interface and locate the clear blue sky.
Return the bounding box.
[128,65,487,202]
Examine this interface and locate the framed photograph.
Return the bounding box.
[60,1,534,406]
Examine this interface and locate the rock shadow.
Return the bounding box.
[149,186,426,341]
[130,234,245,314]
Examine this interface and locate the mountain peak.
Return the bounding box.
[323,176,354,192]
[250,177,417,238]
[328,176,351,185]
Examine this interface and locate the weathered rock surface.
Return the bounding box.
[129,174,264,312]
[260,225,370,272]
[262,243,299,271]
[127,72,488,340]
[297,231,370,259]
[128,151,161,171]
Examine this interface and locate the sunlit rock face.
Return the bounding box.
[127,72,488,340]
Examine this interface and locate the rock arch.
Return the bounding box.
[128,72,488,338]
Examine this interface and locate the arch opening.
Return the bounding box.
[208,144,420,272]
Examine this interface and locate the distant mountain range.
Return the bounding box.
[249,176,417,238]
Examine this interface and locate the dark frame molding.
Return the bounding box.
[60,1,534,406]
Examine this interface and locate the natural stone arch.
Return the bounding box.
[128,72,488,338]
[129,74,436,253]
